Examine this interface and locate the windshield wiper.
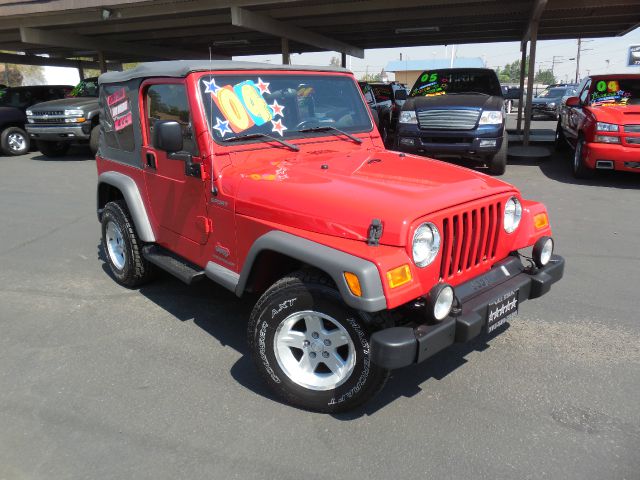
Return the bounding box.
[223,132,299,151]
[297,126,363,144]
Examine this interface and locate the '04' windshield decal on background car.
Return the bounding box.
[203,77,287,136]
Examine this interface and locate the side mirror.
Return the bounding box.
[153,120,183,152]
[565,96,580,107]
[394,89,407,101]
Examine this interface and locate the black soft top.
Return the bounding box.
[99,60,348,84]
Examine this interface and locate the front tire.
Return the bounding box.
[248,271,389,413]
[554,122,568,151]
[101,200,154,288]
[36,140,70,158]
[1,127,30,156]
[573,136,594,179]
[487,130,508,175]
[89,125,100,155]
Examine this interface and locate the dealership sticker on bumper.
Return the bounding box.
[486,290,519,333]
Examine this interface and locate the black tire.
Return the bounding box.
[572,136,594,179]
[487,131,508,176]
[36,140,70,158]
[101,200,155,288]
[1,126,30,156]
[89,125,100,155]
[248,270,390,413]
[554,122,568,151]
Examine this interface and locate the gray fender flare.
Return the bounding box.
[97,171,155,242]
[235,230,387,312]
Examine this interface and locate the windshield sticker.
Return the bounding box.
[106,87,132,132]
[203,77,286,136]
[591,80,631,106]
[110,100,128,118]
[114,111,132,131]
[107,88,126,106]
[412,72,448,97]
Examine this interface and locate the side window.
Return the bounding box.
[146,83,198,155]
[579,80,591,105]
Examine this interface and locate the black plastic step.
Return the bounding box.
[142,245,205,285]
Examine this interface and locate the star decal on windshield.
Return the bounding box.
[271,118,286,136]
[213,117,232,137]
[269,100,285,118]
[256,77,271,94]
[203,78,222,96]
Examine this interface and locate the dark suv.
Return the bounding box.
[532,84,577,120]
[0,85,72,156]
[359,81,408,145]
[396,68,507,175]
[26,77,100,157]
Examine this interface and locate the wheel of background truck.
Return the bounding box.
[89,125,100,155]
[36,140,70,158]
[248,270,390,413]
[487,131,508,175]
[101,200,155,288]
[1,127,30,156]
[554,122,568,151]
[572,136,594,179]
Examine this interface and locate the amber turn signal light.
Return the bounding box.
[534,213,549,230]
[386,264,412,289]
[344,272,362,297]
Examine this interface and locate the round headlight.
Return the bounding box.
[533,236,554,268]
[412,222,440,267]
[503,196,522,233]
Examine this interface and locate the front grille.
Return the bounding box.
[439,201,502,280]
[625,137,640,145]
[31,110,64,116]
[417,109,480,130]
[31,118,65,124]
[624,124,640,133]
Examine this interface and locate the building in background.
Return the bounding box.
[385,57,485,86]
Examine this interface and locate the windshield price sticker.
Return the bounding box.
[203,76,287,137]
[591,79,632,106]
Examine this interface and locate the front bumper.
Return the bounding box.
[370,254,565,369]
[531,105,558,118]
[396,124,504,160]
[585,142,640,173]
[26,124,91,141]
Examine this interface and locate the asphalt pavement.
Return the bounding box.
[1,134,639,479]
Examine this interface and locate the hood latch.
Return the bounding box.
[367,219,383,246]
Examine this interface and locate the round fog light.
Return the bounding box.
[533,236,554,268]
[426,284,454,322]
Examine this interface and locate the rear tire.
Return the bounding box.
[1,127,30,156]
[101,200,155,288]
[36,140,70,158]
[573,136,594,179]
[554,122,568,151]
[487,130,508,175]
[248,271,389,413]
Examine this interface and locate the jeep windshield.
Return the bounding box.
[409,70,502,97]
[590,78,640,106]
[68,77,99,98]
[199,74,372,144]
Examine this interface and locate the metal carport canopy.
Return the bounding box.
[0,0,638,65]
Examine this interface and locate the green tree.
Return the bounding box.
[496,58,529,84]
[1,63,45,86]
[534,69,556,85]
[359,72,382,82]
[329,56,341,67]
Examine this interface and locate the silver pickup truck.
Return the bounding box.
[26,77,100,157]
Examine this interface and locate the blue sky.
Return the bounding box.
[45,27,640,85]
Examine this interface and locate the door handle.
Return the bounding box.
[146,152,156,169]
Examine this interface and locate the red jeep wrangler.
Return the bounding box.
[557,74,640,178]
[96,61,564,412]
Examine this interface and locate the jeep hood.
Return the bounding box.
[233,148,515,246]
[29,97,98,111]
[404,94,503,112]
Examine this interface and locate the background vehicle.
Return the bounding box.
[96,60,562,413]
[531,84,577,119]
[396,68,508,175]
[501,85,522,114]
[359,81,407,145]
[556,74,640,178]
[0,84,72,156]
[26,77,100,157]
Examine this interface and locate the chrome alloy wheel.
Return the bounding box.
[105,221,126,270]
[274,310,356,391]
[7,132,26,152]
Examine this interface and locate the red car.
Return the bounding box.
[556,74,640,178]
[96,61,563,412]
